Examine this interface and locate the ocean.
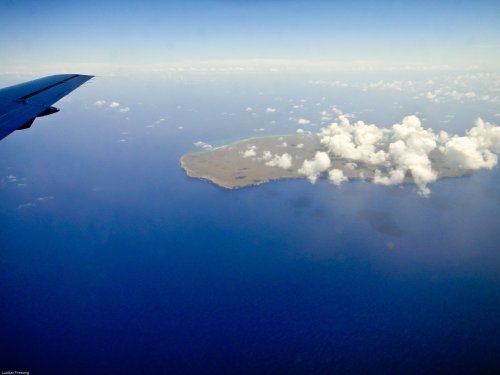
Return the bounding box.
[1,72,499,374]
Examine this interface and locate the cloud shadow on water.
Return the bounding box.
[357,209,406,237]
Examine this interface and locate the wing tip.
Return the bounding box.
[77,74,95,79]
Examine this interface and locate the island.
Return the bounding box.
[180,133,468,189]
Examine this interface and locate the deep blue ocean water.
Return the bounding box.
[1,72,499,374]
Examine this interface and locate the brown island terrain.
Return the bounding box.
[180,133,468,189]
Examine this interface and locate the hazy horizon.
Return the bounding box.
[1,0,499,75]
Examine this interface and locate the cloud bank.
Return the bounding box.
[298,115,500,196]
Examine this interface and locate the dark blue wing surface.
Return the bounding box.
[0,74,93,141]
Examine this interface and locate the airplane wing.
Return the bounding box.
[0,74,93,141]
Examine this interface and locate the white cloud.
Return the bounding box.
[296,128,305,134]
[296,143,304,149]
[109,102,120,108]
[243,149,257,157]
[297,118,310,125]
[311,112,500,196]
[265,107,276,113]
[442,118,500,170]
[242,145,257,158]
[262,151,273,161]
[328,169,348,186]
[194,141,213,150]
[319,115,387,165]
[318,114,438,195]
[459,118,500,153]
[95,100,106,107]
[426,92,437,100]
[387,116,438,196]
[265,153,293,169]
[245,107,253,112]
[345,162,357,170]
[365,80,403,91]
[119,107,130,113]
[331,106,343,116]
[298,151,331,183]
[373,169,406,186]
[443,137,495,169]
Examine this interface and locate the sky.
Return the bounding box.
[1,0,500,73]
